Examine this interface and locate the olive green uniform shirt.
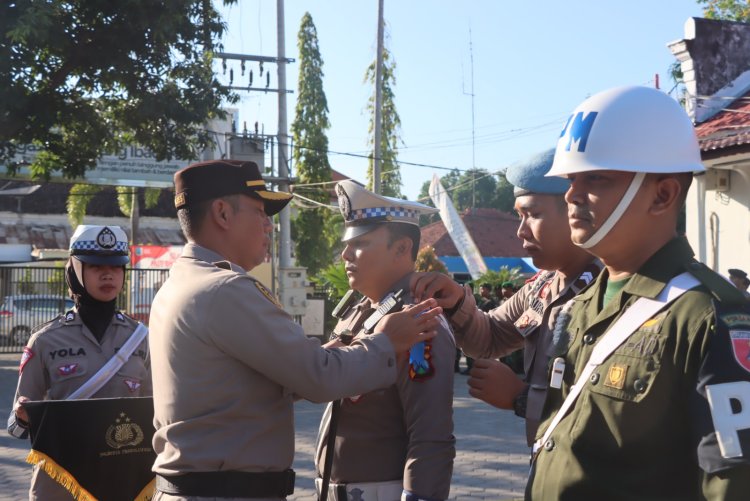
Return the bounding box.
[529,237,750,500]
[450,262,602,445]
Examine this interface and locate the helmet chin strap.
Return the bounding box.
[576,172,646,250]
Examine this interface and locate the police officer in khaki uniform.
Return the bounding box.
[528,86,750,499]
[149,160,442,501]
[7,225,150,500]
[314,180,455,501]
[411,149,602,446]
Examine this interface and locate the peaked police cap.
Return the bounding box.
[336,180,438,242]
[173,159,292,216]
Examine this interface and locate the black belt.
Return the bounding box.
[156,470,295,498]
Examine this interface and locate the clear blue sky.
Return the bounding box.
[216,0,704,201]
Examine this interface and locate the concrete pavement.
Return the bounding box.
[0,353,529,500]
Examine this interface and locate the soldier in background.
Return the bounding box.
[411,149,602,446]
[149,160,442,500]
[728,268,750,299]
[315,180,455,501]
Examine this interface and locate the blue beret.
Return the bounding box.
[506,149,570,196]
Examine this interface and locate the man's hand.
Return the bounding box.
[467,359,526,410]
[380,298,442,353]
[410,272,464,311]
[14,396,29,424]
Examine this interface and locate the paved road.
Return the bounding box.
[0,353,529,500]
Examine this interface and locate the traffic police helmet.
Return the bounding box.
[547,85,704,177]
[69,225,130,266]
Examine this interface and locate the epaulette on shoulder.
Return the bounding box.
[685,261,747,305]
[33,313,67,336]
[117,311,139,324]
[525,271,542,284]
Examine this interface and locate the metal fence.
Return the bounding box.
[0,266,168,353]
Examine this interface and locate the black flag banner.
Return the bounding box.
[23,397,155,501]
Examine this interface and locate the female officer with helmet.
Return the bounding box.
[6,225,151,500]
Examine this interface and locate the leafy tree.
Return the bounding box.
[365,42,403,197]
[494,172,516,213]
[698,0,750,21]
[415,246,448,274]
[291,12,334,275]
[66,184,160,229]
[473,267,524,292]
[451,168,497,212]
[417,168,515,218]
[313,261,350,304]
[1,0,237,179]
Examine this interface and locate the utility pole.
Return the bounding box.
[276,0,292,269]
[466,28,476,208]
[372,0,385,194]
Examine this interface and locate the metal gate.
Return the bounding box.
[0,266,167,353]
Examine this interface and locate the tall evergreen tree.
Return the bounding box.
[290,12,333,275]
[365,41,403,198]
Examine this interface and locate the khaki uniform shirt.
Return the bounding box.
[529,237,750,500]
[149,244,398,483]
[10,310,150,500]
[450,262,601,445]
[315,273,456,500]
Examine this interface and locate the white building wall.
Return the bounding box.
[687,163,750,275]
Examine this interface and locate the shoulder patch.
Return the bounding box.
[255,281,283,309]
[19,347,33,374]
[729,330,750,374]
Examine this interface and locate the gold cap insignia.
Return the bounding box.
[174,193,186,208]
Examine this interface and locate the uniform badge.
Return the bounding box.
[336,184,352,221]
[124,378,141,393]
[604,363,628,390]
[255,281,283,309]
[96,227,117,249]
[105,412,145,449]
[409,341,434,381]
[19,347,34,374]
[729,330,750,374]
[57,363,79,376]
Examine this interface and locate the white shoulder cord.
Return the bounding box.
[533,272,699,456]
[67,323,149,400]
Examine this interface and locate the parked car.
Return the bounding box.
[0,295,74,346]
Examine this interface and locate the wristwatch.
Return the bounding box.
[329,329,354,346]
[513,385,530,418]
